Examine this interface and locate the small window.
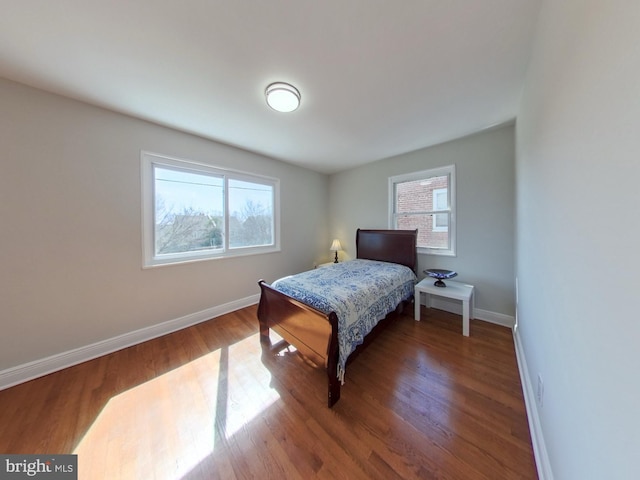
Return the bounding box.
[389,165,456,256]
[142,152,280,267]
[432,188,448,232]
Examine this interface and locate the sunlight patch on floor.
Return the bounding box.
[73,333,280,479]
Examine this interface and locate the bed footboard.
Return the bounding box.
[257,280,341,407]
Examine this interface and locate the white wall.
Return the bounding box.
[329,124,515,317]
[0,78,328,372]
[516,1,640,478]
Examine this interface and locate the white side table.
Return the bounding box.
[414,278,475,336]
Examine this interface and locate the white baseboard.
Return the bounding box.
[0,294,260,391]
[513,328,554,480]
[427,298,515,328]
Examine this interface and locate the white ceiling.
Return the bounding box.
[0,0,541,174]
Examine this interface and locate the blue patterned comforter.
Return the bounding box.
[272,259,416,382]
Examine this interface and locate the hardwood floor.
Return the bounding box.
[0,305,537,479]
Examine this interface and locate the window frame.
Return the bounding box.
[388,164,456,256]
[141,151,280,268]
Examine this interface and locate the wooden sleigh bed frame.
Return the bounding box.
[257,229,418,407]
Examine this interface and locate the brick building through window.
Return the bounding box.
[389,165,456,256]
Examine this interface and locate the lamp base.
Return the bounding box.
[333,251,339,263]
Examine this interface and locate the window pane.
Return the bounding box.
[395,175,449,247]
[434,188,448,210]
[434,213,448,228]
[228,179,274,248]
[397,213,449,250]
[396,175,449,213]
[154,167,223,255]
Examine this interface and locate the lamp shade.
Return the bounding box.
[330,239,342,252]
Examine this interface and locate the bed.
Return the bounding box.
[257,228,418,407]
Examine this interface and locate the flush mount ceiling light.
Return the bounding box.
[265,82,301,112]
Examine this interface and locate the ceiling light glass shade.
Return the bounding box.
[265,82,301,112]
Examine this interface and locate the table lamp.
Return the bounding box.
[330,239,342,263]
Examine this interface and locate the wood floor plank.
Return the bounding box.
[349,323,534,476]
[0,304,537,479]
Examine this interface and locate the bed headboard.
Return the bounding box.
[356,229,418,272]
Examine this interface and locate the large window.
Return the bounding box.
[389,165,456,256]
[142,152,280,267]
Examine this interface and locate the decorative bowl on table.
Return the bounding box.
[424,269,458,287]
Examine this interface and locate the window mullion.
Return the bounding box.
[394,210,450,216]
[223,175,229,252]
